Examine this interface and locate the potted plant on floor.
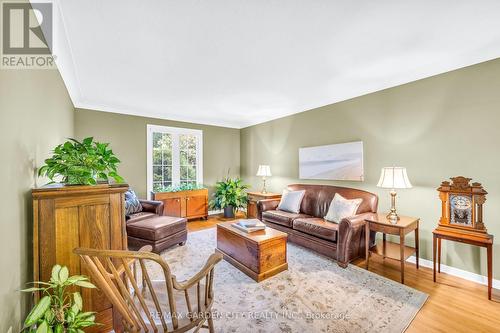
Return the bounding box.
[38,137,125,185]
[209,177,249,218]
[21,264,97,332]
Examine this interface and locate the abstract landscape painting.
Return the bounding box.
[299,141,364,181]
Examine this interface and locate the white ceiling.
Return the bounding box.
[51,0,500,128]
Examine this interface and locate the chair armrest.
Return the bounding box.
[257,199,281,220]
[337,212,377,267]
[172,252,223,290]
[139,200,164,215]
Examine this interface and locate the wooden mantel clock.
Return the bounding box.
[434,176,494,300]
[436,176,489,238]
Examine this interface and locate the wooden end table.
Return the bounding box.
[365,214,420,284]
[246,191,282,218]
[216,221,288,282]
[433,228,494,300]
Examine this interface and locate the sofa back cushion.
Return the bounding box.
[286,184,378,218]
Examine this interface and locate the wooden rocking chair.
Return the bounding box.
[74,246,223,332]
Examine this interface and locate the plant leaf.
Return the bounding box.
[73,292,83,311]
[35,320,48,333]
[58,266,69,283]
[24,296,51,326]
[51,265,61,283]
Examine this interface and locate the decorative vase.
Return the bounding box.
[223,205,235,218]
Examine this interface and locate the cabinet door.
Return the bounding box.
[163,197,182,217]
[186,195,207,218]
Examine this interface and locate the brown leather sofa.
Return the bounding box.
[126,200,187,254]
[257,184,378,268]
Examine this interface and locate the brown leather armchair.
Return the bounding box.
[257,184,378,268]
[126,199,187,254]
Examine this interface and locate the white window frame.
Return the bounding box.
[147,124,203,199]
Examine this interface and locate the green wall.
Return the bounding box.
[241,58,500,280]
[74,109,241,198]
[0,69,74,330]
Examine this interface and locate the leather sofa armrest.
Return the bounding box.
[257,199,281,221]
[337,212,377,268]
[139,200,164,215]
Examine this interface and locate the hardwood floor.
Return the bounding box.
[188,214,500,332]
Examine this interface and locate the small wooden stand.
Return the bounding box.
[433,229,494,300]
[365,213,420,284]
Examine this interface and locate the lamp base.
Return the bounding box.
[386,211,400,224]
[386,190,400,224]
[261,177,267,194]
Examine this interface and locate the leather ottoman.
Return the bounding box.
[127,216,187,253]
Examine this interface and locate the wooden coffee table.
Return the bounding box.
[216,221,288,282]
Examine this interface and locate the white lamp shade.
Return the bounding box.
[377,167,412,189]
[256,165,272,177]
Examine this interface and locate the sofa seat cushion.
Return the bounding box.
[292,218,338,242]
[127,216,187,241]
[261,210,311,227]
[127,212,157,224]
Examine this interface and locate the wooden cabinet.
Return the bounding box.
[246,191,282,218]
[32,183,128,332]
[152,188,208,220]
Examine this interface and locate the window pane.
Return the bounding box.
[153,148,162,165]
[187,165,196,179]
[180,166,188,180]
[163,149,172,165]
[153,182,163,192]
[187,149,196,165]
[163,167,172,181]
[180,150,188,165]
[153,166,162,181]
[163,181,171,189]
[180,134,196,150]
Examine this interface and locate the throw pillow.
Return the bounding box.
[125,189,143,216]
[277,190,306,214]
[324,193,362,223]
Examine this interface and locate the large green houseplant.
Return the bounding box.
[209,177,249,218]
[38,137,124,185]
[22,265,97,332]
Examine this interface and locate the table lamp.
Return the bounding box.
[377,167,412,223]
[256,165,272,194]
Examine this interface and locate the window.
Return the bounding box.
[147,125,203,196]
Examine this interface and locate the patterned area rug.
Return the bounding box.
[151,228,427,333]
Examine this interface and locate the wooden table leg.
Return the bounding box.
[433,234,437,282]
[400,230,405,284]
[487,243,492,300]
[365,222,370,270]
[415,224,419,269]
[438,237,442,273]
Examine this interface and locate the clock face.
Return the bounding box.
[451,195,472,210]
[450,194,473,226]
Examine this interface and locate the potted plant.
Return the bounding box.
[22,264,97,332]
[38,137,124,185]
[209,177,249,218]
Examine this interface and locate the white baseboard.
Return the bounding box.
[406,256,500,289]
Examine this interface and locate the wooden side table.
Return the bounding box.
[433,228,494,300]
[365,214,420,284]
[246,191,281,218]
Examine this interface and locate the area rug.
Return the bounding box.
[151,228,427,333]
